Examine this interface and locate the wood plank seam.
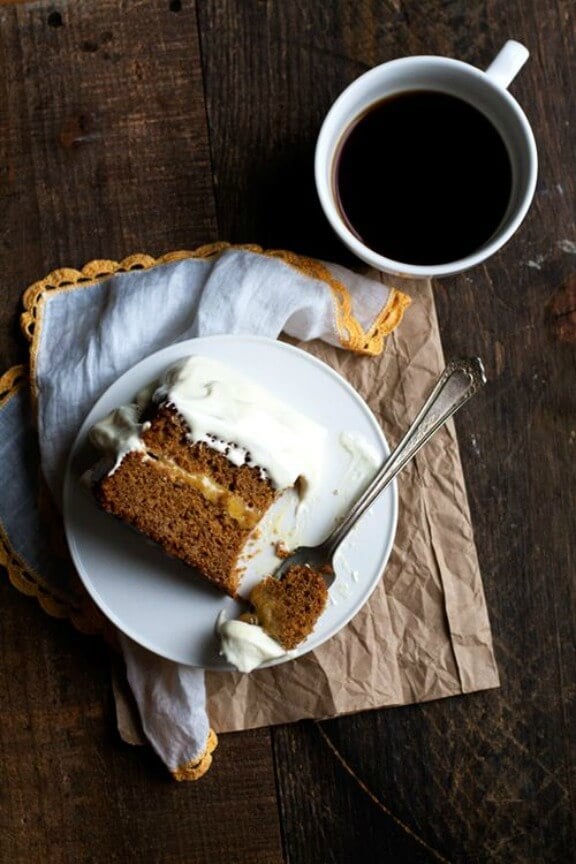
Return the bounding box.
[315,722,453,864]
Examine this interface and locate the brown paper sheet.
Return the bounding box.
[112,276,499,741]
[204,277,499,732]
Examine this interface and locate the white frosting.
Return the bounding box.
[156,356,327,497]
[330,431,380,512]
[89,356,327,496]
[89,405,150,473]
[217,611,290,672]
[339,430,381,473]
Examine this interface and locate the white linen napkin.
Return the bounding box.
[1,245,410,779]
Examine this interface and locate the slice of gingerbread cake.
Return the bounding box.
[87,355,326,597]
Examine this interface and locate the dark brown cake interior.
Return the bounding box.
[250,564,328,649]
[93,404,276,596]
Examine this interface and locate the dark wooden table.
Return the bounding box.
[1,2,575,862]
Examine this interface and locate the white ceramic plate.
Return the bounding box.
[63,335,397,669]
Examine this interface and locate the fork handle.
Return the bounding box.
[323,357,487,558]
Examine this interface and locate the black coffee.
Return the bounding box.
[334,90,513,265]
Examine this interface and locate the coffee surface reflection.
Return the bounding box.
[334,90,513,266]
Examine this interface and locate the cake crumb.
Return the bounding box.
[250,564,328,650]
[238,611,259,626]
[274,541,292,559]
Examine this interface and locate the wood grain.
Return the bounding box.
[0,3,282,863]
[0,578,283,864]
[1,0,575,862]
[198,1,576,862]
[0,0,217,369]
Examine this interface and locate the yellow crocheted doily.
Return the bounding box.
[10,241,409,627]
[2,242,411,781]
[172,729,219,782]
[20,242,410,407]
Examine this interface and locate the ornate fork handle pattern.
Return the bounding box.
[322,357,487,559]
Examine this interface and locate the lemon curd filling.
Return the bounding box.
[144,452,260,529]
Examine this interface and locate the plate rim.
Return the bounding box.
[63,334,398,669]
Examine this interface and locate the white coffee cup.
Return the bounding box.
[314,41,538,278]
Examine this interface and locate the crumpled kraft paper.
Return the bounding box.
[199,276,499,733]
[113,275,499,740]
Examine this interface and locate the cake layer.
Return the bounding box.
[155,355,327,499]
[89,353,327,597]
[250,565,328,649]
[94,447,270,596]
[141,405,275,512]
[92,402,277,596]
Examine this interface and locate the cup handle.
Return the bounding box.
[485,40,529,89]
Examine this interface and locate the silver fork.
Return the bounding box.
[273,357,487,588]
